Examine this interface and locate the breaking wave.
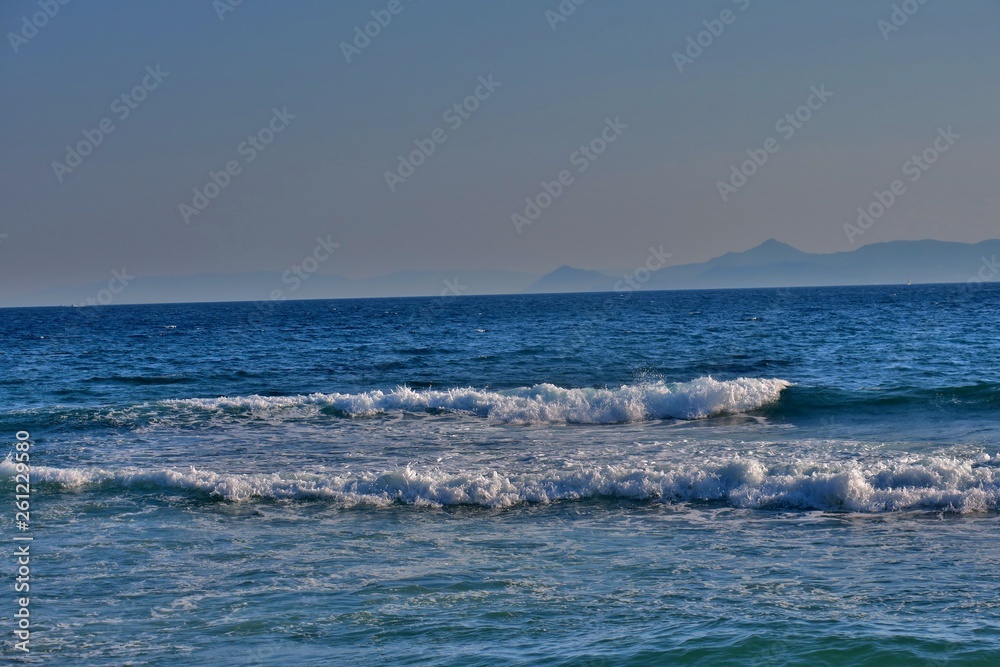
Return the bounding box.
[161,377,791,424]
[6,454,1000,512]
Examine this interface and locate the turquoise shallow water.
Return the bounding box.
[2,285,1000,664]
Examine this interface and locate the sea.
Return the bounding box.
[2,284,1000,665]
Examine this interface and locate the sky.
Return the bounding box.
[2,0,999,304]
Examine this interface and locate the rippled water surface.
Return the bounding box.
[2,285,1000,664]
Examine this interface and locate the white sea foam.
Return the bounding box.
[159,377,791,424]
[5,454,999,512]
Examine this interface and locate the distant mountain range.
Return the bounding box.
[599,238,1000,293]
[5,239,998,307]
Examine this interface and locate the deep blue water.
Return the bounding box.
[2,285,1000,665]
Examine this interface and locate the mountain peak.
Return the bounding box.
[551,265,583,274]
[710,239,808,268]
[755,238,798,251]
[523,265,613,294]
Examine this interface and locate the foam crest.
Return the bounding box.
[161,377,791,424]
[5,454,998,512]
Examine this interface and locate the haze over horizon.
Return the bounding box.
[5,237,999,307]
[3,0,999,305]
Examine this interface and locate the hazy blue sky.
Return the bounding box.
[2,0,998,303]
